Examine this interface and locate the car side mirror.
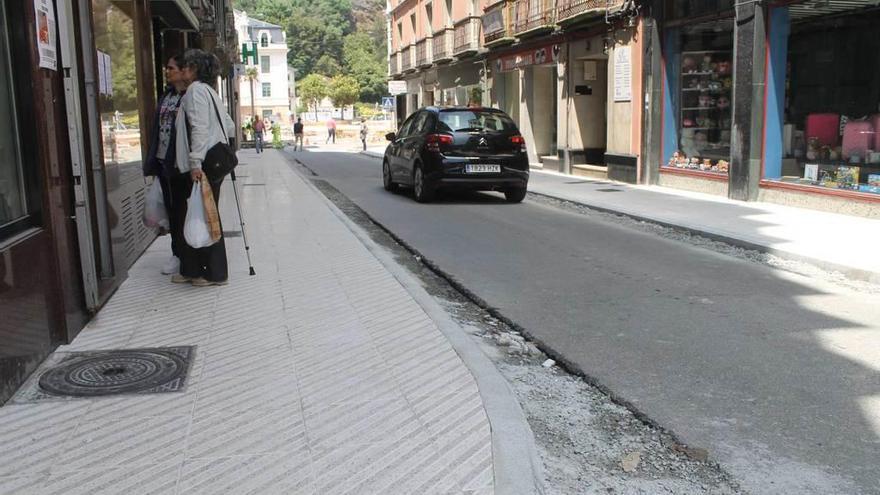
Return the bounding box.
[385,132,396,142]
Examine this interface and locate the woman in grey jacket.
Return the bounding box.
[170,49,236,287]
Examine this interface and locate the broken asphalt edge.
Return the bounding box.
[292,155,547,495]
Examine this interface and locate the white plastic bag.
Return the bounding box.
[142,180,169,230]
[184,182,216,248]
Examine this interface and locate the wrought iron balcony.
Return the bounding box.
[389,51,400,76]
[556,0,623,24]
[416,38,433,67]
[512,0,555,36]
[482,0,514,47]
[453,17,481,56]
[432,28,454,63]
[400,45,412,71]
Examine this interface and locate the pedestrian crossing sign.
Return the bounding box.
[382,97,394,109]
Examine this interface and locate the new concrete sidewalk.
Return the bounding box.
[363,146,880,283]
[0,150,542,494]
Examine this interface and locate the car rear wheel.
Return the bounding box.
[383,160,397,192]
[413,165,434,203]
[505,187,527,203]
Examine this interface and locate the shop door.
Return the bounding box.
[532,65,555,157]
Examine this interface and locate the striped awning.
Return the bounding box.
[787,0,880,21]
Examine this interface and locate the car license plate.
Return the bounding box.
[465,164,501,173]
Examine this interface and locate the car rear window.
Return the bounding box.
[437,110,517,133]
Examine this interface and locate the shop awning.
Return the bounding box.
[151,0,199,30]
[789,0,880,21]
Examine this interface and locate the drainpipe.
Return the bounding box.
[562,41,572,175]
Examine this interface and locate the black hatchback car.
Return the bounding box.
[382,106,529,203]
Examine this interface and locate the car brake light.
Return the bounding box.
[426,133,453,152]
[510,135,526,152]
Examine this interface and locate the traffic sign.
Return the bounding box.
[381,97,394,108]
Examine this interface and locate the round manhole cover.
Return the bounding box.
[38,349,189,397]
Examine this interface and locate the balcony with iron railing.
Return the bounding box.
[512,0,555,37]
[400,45,413,72]
[416,37,433,67]
[453,17,481,57]
[556,0,623,24]
[432,28,455,63]
[482,0,515,47]
[389,51,400,76]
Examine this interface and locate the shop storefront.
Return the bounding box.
[489,42,560,165]
[761,1,880,213]
[662,20,733,177]
[658,0,736,195]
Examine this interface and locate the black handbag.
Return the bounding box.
[198,95,238,181]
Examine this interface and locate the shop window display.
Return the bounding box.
[768,7,880,196]
[665,21,733,175]
[0,2,25,230]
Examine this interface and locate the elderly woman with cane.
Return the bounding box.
[169,49,236,287]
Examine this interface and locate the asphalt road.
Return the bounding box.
[289,148,880,494]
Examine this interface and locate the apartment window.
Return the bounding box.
[260,56,270,74]
[471,0,479,16]
[445,0,452,25]
[426,3,434,34]
[260,33,269,47]
[262,82,271,97]
[410,13,416,37]
[397,22,403,44]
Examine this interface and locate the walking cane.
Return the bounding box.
[229,170,256,276]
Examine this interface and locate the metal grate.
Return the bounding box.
[27,347,194,400]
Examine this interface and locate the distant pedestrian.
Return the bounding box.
[252,116,265,153]
[293,117,304,151]
[359,117,368,151]
[326,117,336,144]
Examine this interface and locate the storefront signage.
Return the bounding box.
[493,44,561,72]
[241,42,258,65]
[34,0,57,70]
[388,80,407,95]
[613,46,632,102]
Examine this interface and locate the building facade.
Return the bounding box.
[0,0,239,403]
[389,0,880,216]
[643,0,880,217]
[388,0,644,179]
[235,10,290,123]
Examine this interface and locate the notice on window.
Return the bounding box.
[34,0,57,70]
[613,46,632,102]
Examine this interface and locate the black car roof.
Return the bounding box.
[423,106,506,113]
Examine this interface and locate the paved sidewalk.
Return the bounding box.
[0,150,540,494]
[363,146,880,282]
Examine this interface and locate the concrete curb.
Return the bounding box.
[292,159,546,495]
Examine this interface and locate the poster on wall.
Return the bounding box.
[613,46,632,102]
[34,0,57,70]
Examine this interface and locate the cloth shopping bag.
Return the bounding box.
[200,176,222,242]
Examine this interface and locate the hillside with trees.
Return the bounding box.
[236,0,387,103]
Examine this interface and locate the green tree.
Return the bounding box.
[299,74,330,120]
[342,32,386,103]
[314,54,342,77]
[329,75,360,115]
[286,15,344,76]
[243,67,260,119]
[253,0,295,22]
